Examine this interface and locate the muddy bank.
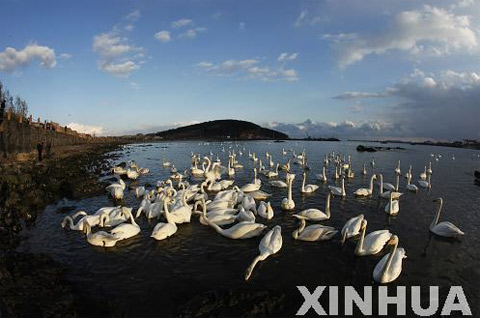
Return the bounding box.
[0,142,124,317]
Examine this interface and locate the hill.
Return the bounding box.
[144,119,288,140]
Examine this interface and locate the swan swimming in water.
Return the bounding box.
[110,209,141,240]
[328,177,346,197]
[83,222,120,247]
[373,235,406,284]
[245,226,283,281]
[316,166,327,182]
[281,173,295,210]
[354,174,376,197]
[385,191,400,215]
[199,198,266,239]
[341,214,364,244]
[151,195,178,241]
[106,175,126,200]
[293,193,332,221]
[257,201,274,220]
[301,172,319,194]
[429,198,464,237]
[292,219,337,242]
[62,211,108,231]
[240,168,261,193]
[355,219,392,256]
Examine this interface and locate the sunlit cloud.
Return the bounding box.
[0,44,56,72]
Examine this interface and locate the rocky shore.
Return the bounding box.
[0,142,124,317]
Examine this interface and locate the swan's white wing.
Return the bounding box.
[431,222,464,237]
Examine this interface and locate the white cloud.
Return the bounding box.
[130,81,141,90]
[179,27,207,39]
[277,52,299,61]
[154,30,171,43]
[423,77,437,87]
[0,44,56,72]
[92,12,143,77]
[125,10,141,22]
[60,53,72,60]
[328,5,479,68]
[196,57,299,82]
[124,24,134,31]
[294,10,325,28]
[239,22,246,31]
[67,122,104,136]
[333,91,386,100]
[171,18,194,28]
[99,61,140,77]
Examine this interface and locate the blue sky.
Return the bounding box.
[0,0,479,140]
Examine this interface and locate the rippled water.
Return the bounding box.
[18,141,480,316]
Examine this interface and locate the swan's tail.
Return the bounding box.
[245,254,268,281]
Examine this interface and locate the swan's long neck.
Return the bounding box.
[355,225,366,254]
[378,174,384,194]
[275,164,279,173]
[302,174,306,191]
[202,201,224,234]
[293,219,306,238]
[245,254,268,280]
[389,194,393,214]
[164,198,173,224]
[63,216,74,229]
[325,194,331,218]
[287,178,293,200]
[431,200,443,229]
[205,158,211,172]
[381,240,398,282]
[369,175,375,192]
[341,178,345,195]
[395,174,400,191]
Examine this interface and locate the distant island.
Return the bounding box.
[130,119,289,141]
[349,139,480,150]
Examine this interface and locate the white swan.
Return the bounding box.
[265,164,279,178]
[418,172,431,188]
[240,168,261,193]
[361,163,367,176]
[419,166,427,181]
[245,226,283,281]
[62,211,108,231]
[166,192,192,224]
[377,174,403,199]
[340,214,364,244]
[430,198,464,237]
[404,165,412,180]
[406,176,418,192]
[293,193,331,221]
[151,195,178,240]
[355,219,392,256]
[394,160,401,175]
[83,222,119,247]
[385,191,399,215]
[316,166,327,182]
[301,172,319,194]
[328,177,346,197]
[199,198,266,239]
[292,219,337,241]
[281,173,295,210]
[134,186,145,198]
[110,209,141,240]
[354,174,376,197]
[106,175,126,200]
[373,235,406,284]
[257,201,274,220]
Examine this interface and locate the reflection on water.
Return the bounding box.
[18,141,480,316]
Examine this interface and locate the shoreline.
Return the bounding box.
[0,142,124,317]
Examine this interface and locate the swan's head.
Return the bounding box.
[432,198,443,204]
[387,235,399,245]
[360,219,368,230]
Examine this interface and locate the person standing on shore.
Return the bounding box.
[37,141,44,162]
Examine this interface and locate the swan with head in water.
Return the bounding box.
[341,214,364,244]
[257,201,274,220]
[301,172,319,194]
[199,197,266,239]
[430,198,464,237]
[354,174,376,197]
[355,219,392,256]
[62,211,108,231]
[281,173,295,210]
[292,218,337,241]
[328,176,346,197]
[245,226,282,281]
[373,235,406,284]
[83,222,120,247]
[293,193,332,221]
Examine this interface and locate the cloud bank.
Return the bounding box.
[0,44,56,72]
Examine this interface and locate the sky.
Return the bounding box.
[0,0,479,140]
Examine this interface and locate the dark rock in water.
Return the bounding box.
[357,145,377,152]
[475,170,480,179]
